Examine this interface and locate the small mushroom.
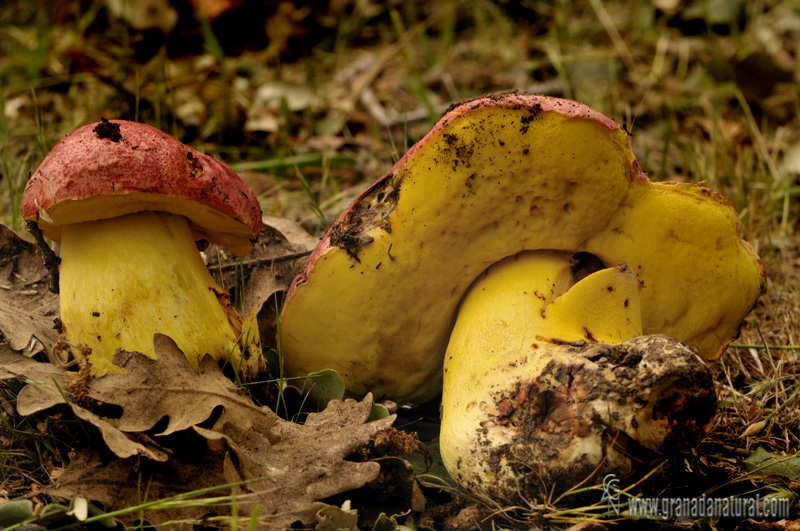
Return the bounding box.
[21,119,266,379]
[279,93,766,501]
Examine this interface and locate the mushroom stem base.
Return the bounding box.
[59,211,263,378]
[443,335,716,504]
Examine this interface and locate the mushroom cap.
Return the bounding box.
[280,92,766,403]
[21,120,261,256]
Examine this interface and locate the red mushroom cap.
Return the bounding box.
[21,119,261,256]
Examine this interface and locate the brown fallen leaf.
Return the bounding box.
[260,213,319,250]
[38,397,392,529]
[42,449,230,528]
[16,335,273,459]
[205,214,317,350]
[0,224,60,358]
[0,342,64,381]
[44,394,393,530]
[66,403,169,461]
[13,333,395,529]
[198,395,394,529]
[79,334,275,436]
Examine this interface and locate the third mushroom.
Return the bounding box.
[280,93,766,501]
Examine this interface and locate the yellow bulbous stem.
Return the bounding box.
[441,251,574,485]
[445,251,574,373]
[59,211,261,377]
[441,250,645,496]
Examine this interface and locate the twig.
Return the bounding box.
[212,250,312,270]
[26,221,60,294]
[730,344,800,350]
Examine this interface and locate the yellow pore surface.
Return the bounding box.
[59,211,242,376]
[582,180,762,359]
[280,105,764,403]
[34,191,256,256]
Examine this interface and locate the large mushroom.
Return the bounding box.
[280,93,764,400]
[279,93,765,500]
[21,119,266,380]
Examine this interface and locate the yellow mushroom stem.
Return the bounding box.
[59,210,263,379]
[440,251,716,502]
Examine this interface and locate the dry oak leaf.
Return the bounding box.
[14,334,397,530]
[0,342,63,381]
[41,449,230,529]
[9,353,169,460]
[205,214,317,351]
[0,224,60,357]
[43,398,393,530]
[197,395,395,530]
[15,334,273,460]
[72,334,275,435]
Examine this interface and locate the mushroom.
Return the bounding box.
[440,250,718,501]
[280,93,765,403]
[279,93,765,500]
[21,119,266,380]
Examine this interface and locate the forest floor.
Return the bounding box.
[1,0,799,529]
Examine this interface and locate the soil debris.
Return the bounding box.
[92,117,122,142]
